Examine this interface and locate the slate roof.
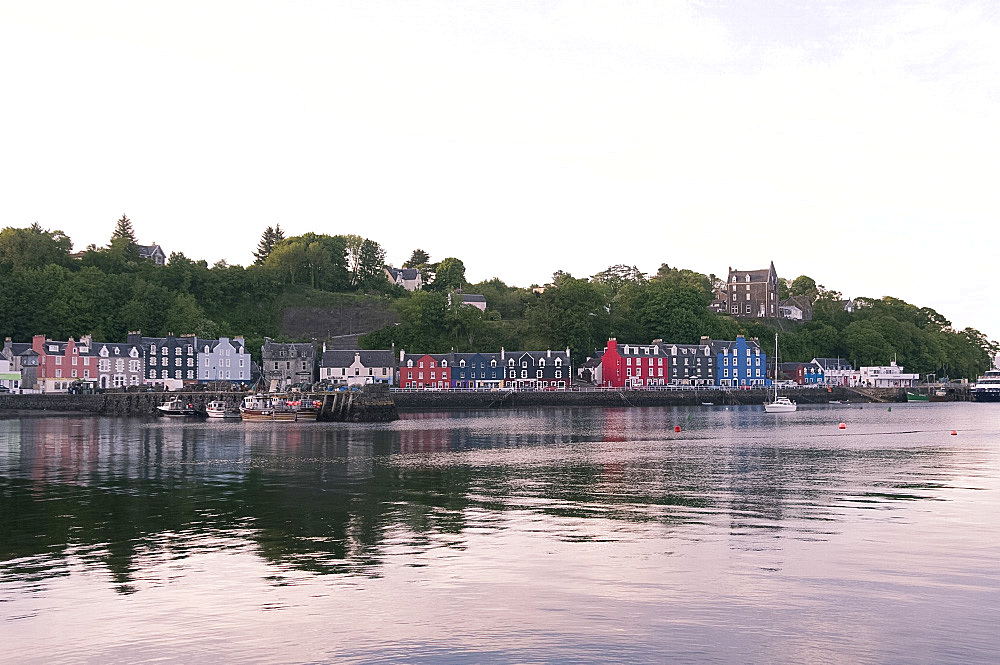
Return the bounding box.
[138,244,163,258]
[460,294,486,303]
[200,337,246,353]
[321,349,396,367]
[813,358,854,371]
[387,267,420,281]
[710,338,763,355]
[262,339,315,357]
[94,342,142,356]
[729,262,776,282]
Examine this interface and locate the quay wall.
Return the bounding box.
[390,386,910,409]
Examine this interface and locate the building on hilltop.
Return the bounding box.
[710,263,780,318]
[384,267,424,291]
[138,243,166,266]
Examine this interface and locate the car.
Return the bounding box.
[0,386,10,393]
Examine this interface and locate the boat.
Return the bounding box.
[157,397,199,416]
[906,391,929,402]
[929,388,953,403]
[240,394,299,421]
[972,370,1000,402]
[764,333,797,413]
[700,401,715,406]
[206,400,238,418]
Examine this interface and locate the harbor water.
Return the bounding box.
[2,403,999,663]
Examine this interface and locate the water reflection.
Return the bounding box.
[1,406,991,595]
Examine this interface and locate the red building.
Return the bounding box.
[399,353,452,389]
[32,334,96,392]
[600,338,668,388]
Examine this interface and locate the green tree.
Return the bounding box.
[591,264,646,296]
[0,223,72,270]
[253,225,283,265]
[790,275,817,298]
[431,257,467,291]
[356,239,387,288]
[403,249,429,268]
[110,214,137,245]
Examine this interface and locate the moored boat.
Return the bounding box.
[972,370,1000,402]
[764,333,797,413]
[206,400,237,418]
[906,391,929,402]
[240,394,305,421]
[157,397,199,416]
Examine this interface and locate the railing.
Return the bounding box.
[389,384,832,394]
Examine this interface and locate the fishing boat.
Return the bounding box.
[240,394,298,421]
[906,390,929,402]
[157,397,199,416]
[206,400,237,418]
[764,333,797,413]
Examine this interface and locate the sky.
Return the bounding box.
[1,1,998,336]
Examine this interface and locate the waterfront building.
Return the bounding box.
[198,336,251,384]
[779,362,805,384]
[261,338,318,390]
[663,337,715,386]
[713,335,768,387]
[577,354,604,385]
[600,338,665,388]
[90,335,144,389]
[399,353,451,389]
[813,358,858,386]
[320,348,396,386]
[448,352,503,389]
[804,360,824,384]
[2,338,38,390]
[384,267,424,291]
[140,334,199,390]
[502,348,572,389]
[31,334,96,392]
[859,362,919,388]
[0,356,21,391]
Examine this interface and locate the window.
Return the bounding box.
[460,360,466,368]
[175,370,181,379]
[555,370,562,378]
[521,370,527,378]
[555,359,562,367]
[536,370,543,378]
[55,357,62,366]
[407,360,413,367]
[151,370,157,379]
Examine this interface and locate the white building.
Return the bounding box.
[198,337,252,384]
[0,356,21,392]
[813,358,859,386]
[320,348,396,386]
[859,362,919,388]
[385,267,424,291]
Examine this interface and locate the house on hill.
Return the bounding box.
[385,267,424,291]
[138,243,166,266]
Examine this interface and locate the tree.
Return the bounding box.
[0,223,72,270]
[591,264,646,296]
[253,226,280,265]
[790,275,817,298]
[110,214,137,245]
[356,239,386,288]
[403,249,429,268]
[431,257,467,291]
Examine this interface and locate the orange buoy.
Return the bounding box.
[838,422,847,429]
[951,430,957,436]
[674,425,681,433]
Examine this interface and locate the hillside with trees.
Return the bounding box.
[0,219,995,379]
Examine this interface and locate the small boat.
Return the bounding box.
[701,401,715,406]
[828,400,843,404]
[240,394,299,421]
[764,333,797,413]
[157,397,199,416]
[906,391,929,402]
[206,400,237,418]
[929,388,953,403]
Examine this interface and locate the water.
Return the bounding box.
[1,404,999,664]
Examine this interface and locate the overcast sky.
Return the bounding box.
[1,1,998,336]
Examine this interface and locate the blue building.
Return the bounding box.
[449,352,504,388]
[803,360,824,385]
[712,335,769,387]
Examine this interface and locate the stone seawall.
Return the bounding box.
[391,386,908,409]
[0,384,398,422]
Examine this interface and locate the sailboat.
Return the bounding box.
[764,332,797,413]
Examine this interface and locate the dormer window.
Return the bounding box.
[539,359,545,367]
[113,347,119,355]
[555,359,562,367]
[151,346,157,354]
[100,347,108,357]
[204,346,210,353]
[521,361,527,368]
[508,359,514,366]
[441,360,447,367]
[491,360,497,367]
[407,360,413,368]
[460,360,466,368]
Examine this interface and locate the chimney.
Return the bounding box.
[400,349,405,363]
[700,336,711,346]
[547,349,551,358]
[501,347,505,360]
[606,338,617,353]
